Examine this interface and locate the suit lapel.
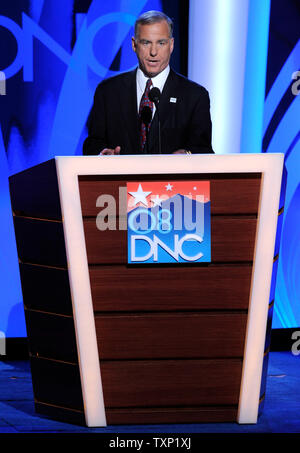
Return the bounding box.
[148,69,179,153]
[119,69,140,154]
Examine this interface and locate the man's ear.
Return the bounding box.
[170,37,174,54]
[131,36,137,53]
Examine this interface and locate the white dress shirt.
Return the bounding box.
[136,65,170,116]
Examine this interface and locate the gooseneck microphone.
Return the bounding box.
[149,87,161,105]
[141,105,152,154]
[149,87,162,154]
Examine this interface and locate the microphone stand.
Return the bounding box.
[149,87,162,154]
[141,106,152,154]
[145,124,149,154]
[156,103,162,154]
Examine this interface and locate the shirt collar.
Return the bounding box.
[137,65,170,93]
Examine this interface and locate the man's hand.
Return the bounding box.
[173,149,191,154]
[100,146,121,155]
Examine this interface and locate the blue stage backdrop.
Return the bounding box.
[0,0,163,338]
[0,0,299,338]
[263,0,300,328]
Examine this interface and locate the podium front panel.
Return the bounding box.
[9,154,284,426]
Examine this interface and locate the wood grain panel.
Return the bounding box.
[210,177,261,214]
[25,310,78,363]
[9,159,62,220]
[100,359,242,407]
[274,210,284,257]
[83,217,257,264]
[35,401,85,426]
[260,351,270,400]
[211,217,257,261]
[269,258,279,304]
[95,313,247,359]
[30,357,84,411]
[90,265,252,312]
[264,302,274,353]
[13,216,67,267]
[35,402,238,425]
[13,214,257,267]
[105,406,238,424]
[20,263,72,315]
[78,175,261,216]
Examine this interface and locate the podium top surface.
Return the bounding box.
[9,153,284,182]
[52,153,284,177]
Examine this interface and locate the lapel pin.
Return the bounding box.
[170,97,177,103]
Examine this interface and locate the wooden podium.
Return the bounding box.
[9,154,284,427]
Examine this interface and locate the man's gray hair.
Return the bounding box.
[134,10,174,39]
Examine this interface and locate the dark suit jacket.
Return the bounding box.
[83,68,213,155]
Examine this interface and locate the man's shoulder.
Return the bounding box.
[171,70,209,95]
[96,69,136,91]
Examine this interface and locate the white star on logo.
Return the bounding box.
[128,184,152,207]
[151,195,164,207]
[165,183,173,191]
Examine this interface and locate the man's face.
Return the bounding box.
[132,20,174,78]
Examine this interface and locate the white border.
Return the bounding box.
[55,153,283,426]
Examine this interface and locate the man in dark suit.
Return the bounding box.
[83,11,213,156]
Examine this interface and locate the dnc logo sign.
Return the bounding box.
[127,181,211,264]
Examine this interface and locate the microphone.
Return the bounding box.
[149,87,162,154]
[141,106,152,154]
[149,87,161,105]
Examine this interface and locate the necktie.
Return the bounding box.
[139,78,153,152]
